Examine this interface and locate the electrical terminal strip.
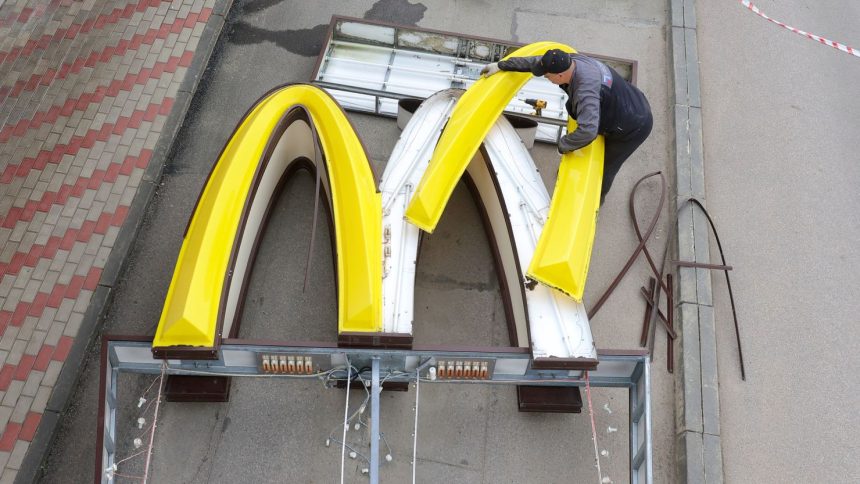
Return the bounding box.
[260,354,316,374]
[436,360,490,379]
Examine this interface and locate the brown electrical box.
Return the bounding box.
[164,375,231,402]
[516,385,583,413]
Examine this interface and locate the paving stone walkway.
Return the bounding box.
[0,0,217,480]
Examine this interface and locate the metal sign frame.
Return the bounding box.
[310,16,639,144]
[96,336,653,484]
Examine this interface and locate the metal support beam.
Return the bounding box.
[96,338,653,484]
[370,357,381,484]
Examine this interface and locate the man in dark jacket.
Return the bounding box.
[481,49,652,204]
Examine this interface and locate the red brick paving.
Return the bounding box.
[19,412,42,442]
[0,0,217,477]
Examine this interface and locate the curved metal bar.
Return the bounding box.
[588,171,666,320]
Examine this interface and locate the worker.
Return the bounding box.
[481,49,652,204]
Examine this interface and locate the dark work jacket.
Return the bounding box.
[499,53,651,152]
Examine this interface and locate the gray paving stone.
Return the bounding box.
[2,381,24,407]
[6,440,28,471]
[10,395,33,424]
[6,340,26,366]
[688,106,706,199]
[31,259,51,283]
[17,232,36,255]
[36,307,57,332]
[671,0,684,27]
[0,327,20,352]
[103,226,120,248]
[74,255,95,277]
[0,407,12,432]
[44,321,64,348]
[1,468,17,483]
[16,315,37,343]
[84,234,104,256]
[676,203,697,305]
[95,246,111,268]
[63,311,84,336]
[21,371,44,398]
[78,187,96,210]
[2,288,22,312]
[12,269,30,291]
[21,278,41,304]
[0,276,13,299]
[38,270,60,294]
[676,303,703,434]
[684,28,701,108]
[8,223,27,244]
[0,245,17,267]
[41,361,62,389]
[676,431,705,484]
[66,242,85,265]
[95,180,113,201]
[55,298,75,322]
[48,250,68,272]
[31,386,51,414]
[692,208,713,307]
[24,330,46,356]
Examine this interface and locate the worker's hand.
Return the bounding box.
[480,62,501,78]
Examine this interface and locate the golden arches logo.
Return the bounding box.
[153,43,603,360]
[153,84,382,355]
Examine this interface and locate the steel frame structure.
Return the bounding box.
[310,16,639,145]
[96,336,653,484]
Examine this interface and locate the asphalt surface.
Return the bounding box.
[697,1,860,482]
[38,1,676,482]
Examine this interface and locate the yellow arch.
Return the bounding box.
[153,84,381,353]
[404,42,604,301]
[527,129,604,301]
[404,41,574,232]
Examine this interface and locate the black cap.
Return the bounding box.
[531,49,572,76]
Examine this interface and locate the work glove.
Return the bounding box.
[480,62,501,78]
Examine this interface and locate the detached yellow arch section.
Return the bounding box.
[527,128,603,301]
[153,84,381,356]
[405,42,604,301]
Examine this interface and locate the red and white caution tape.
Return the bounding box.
[740,0,860,58]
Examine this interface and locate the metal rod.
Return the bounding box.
[411,369,420,484]
[683,198,746,380]
[629,365,638,484]
[370,358,381,484]
[310,81,568,127]
[141,363,165,484]
[589,172,666,319]
[638,286,676,339]
[673,260,732,271]
[639,277,657,346]
[644,359,654,484]
[340,361,351,484]
[666,274,674,374]
[584,372,604,483]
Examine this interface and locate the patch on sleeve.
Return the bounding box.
[598,62,613,88]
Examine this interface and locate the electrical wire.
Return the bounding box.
[585,372,604,484]
[340,356,352,484]
[164,365,340,379]
[142,362,166,484]
[340,361,351,484]
[411,373,420,484]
